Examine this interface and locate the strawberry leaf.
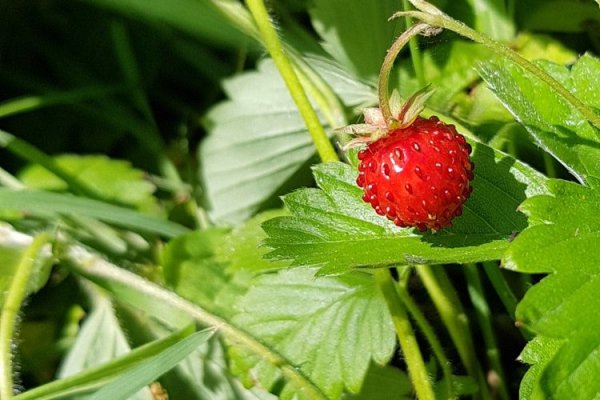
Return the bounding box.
[200,57,374,225]
[309,0,402,82]
[503,180,600,399]
[19,154,158,212]
[263,142,548,274]
[479,54,600,185]
[233,268,395,399]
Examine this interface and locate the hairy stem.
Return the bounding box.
[245,0,339,163]
[60,245,328,399]
[378,23,431,122]
[374,269,435,400]
[0,233,50,400]
[464,264,509,400]
[397,5,600,131]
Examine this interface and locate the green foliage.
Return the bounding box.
[309,0,402,81]
[504,180,600,399]
[233,268,395,399]
[19,154,158,211]
[263,146,547,274]
[200,58,373,225]
[479,54,600,186]
[2,0,600,399]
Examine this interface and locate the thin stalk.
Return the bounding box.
[0,233,50,400]
[481,262,518,320]
[397,5,600,131]
[464,264,509,400]
[378,23,431,122]
[403,0,426,87]
[395,281,454,399]
[374,269,435,400]
[416,265,492,400]
[245,0,338,163]
[60,245,328,400]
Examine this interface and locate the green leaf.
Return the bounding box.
[479,54,600,185]
[233,268,395,399]
[309,0,402,81]
[162,229,248,318]
[19,154,158,211]
[14,327,198,400]
[57,297,153,400]
[263,142,548,274]
[0,188,188,238]
[200,58,373,225]
[503,179,600,399]
[216,210,291,273]
[89,329,214,400]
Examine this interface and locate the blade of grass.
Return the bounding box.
[13,327,198,400]
[0,188,188,238]
[0,85,125,119]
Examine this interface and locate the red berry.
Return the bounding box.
[356,116,474,231]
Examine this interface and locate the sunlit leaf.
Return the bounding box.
[263,142,548,275]
[504,180,600,399]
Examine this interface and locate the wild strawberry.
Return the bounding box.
[355,116,474,231]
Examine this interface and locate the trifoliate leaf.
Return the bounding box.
[503,179,600,399]
[479,54,600,186]
[263,142,548,275]
[233,268,395,399]
[200,58,373,225]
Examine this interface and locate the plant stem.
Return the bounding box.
[395,280,454,398]
[59,244,328,400]
[374,269,435,400]
[245,0,338,163]
[464,264,509,400]
[397,4,600,131]
[416,265,492,400]
[403,0,426,87]
[378,23,431,122]
[481,262,518,320]
[0,233,50,400]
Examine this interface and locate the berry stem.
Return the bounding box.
[374,269,436,400]
[464,264,510,400]
[0,233,50,400]
[245,0,339,163]
[378,23,431,122]
[397,3,600,131]
[394,276,454,398]
[416,265,492,400]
